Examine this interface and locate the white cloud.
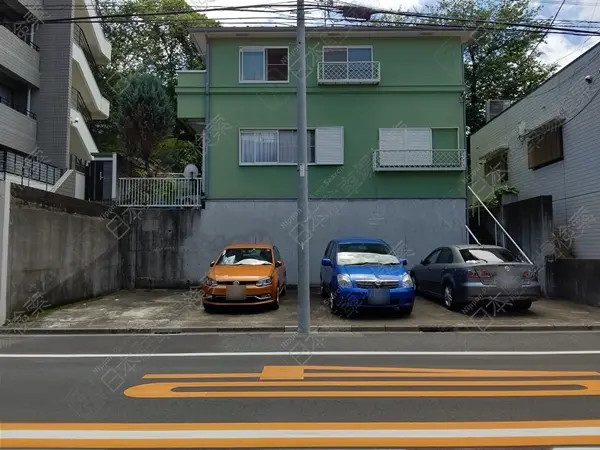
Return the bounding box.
[539,34,600,69]
[537,1,600,68]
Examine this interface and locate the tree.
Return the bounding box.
[115,72,175,174]
[100,0,217,101]
[154,137,201,173]
[90,0,218,161]
[381,0,557,134]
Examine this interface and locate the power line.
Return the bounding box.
[529,0,567,57]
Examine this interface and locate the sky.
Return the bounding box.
[194,0,600,70]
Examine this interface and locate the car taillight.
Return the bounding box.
[467,268,491,280]
[523,270,537,280]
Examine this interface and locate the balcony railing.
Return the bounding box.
[372,149,467,171]
[73,24,98,71]
[71,88,92,123]
[0,95,36,120]
[5,24,40,51]
[0,150,64,185]
[317,61,380,84]
[117,177,203,207]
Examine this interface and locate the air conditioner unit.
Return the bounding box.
[485,100,513,122]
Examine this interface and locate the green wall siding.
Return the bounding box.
[177,34,467,200]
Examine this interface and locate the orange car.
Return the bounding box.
[201,243,287,311]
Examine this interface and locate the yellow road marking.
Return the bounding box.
[2,420,600,448]
[125,365,600,398]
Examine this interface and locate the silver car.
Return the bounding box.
[410,245,541,312]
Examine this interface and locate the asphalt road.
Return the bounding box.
[1,332,600,448]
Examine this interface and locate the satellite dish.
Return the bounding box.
[184,164,199,179]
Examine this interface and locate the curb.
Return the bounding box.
[1,324,599,335]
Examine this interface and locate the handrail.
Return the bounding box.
[0,150,64,185]
[71,88,92,122]
[465,225,481,245]
[0,95,36,120]
[6,24,40,51]
[468,185,533,264]
[73,24,98,71]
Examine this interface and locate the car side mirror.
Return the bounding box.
[209,261,216,267]
[420,259,427,265]
[275,260,282,267]
[321,258,332,267]
[401,258,408,266]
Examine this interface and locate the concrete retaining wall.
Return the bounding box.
[0,183,123,325]
[546,258,600,307]
[131,199,468,287]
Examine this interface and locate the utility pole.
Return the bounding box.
[296,0,311,334]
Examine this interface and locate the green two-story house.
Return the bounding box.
[176,26,471,284]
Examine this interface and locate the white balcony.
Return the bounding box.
[372,149,466,171]
[72,41,110,119]
[0,25,40,87]
[74,0,111,64]
[317,61,380,84]
[70,108,99,161]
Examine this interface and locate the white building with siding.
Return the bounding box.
[469,43,600,259]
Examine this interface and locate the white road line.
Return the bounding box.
[1,350,600,358]
[3,427,600,439]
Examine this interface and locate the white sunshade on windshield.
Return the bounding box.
[337,252,400,265]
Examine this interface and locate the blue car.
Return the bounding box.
[319,238,416,316]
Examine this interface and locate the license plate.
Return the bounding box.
[226,286,247,301]
[495,273,520,289]
[368,289,390,305]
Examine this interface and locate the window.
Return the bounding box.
[528,124,564,169]
[459,248,520,264]
[240,129,315,164]
[238,126,347,165]
[274,246,281,261]
[324,241,333,258]
[337,242,400,266]
[436,248,454,264]
[217,247,273,265]
[322,46,373,80]
[240,47,288,82]
[483,151,508,184]
[423,249,441,265]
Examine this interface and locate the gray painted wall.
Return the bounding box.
[31,0,74,169]
[0,25,40,87]
[0,103,37,153]
[3,184,122,323]
[470,43,600,258]
[133,199,467,287]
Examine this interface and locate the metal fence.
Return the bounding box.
[0,151,64,186]
[372,149,467,171]
[117,177,202,207]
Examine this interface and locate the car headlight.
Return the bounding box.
[204,277,218,287]
[401,272,413,288]
[337,274,352,288]
[256,277,272,287]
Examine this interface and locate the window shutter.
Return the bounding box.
[379,128,406,150]
[406,128,432,149]
[378,128,407,166]
[315,127,344,164]
[405,128,432,166]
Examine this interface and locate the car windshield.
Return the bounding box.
[337,242,400,266]
[217,248,273,265]
[460,248,520,264]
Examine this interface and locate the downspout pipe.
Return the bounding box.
[203,36,210,199]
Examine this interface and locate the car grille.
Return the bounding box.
[356,280,399,289]
[219,280,256,285]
